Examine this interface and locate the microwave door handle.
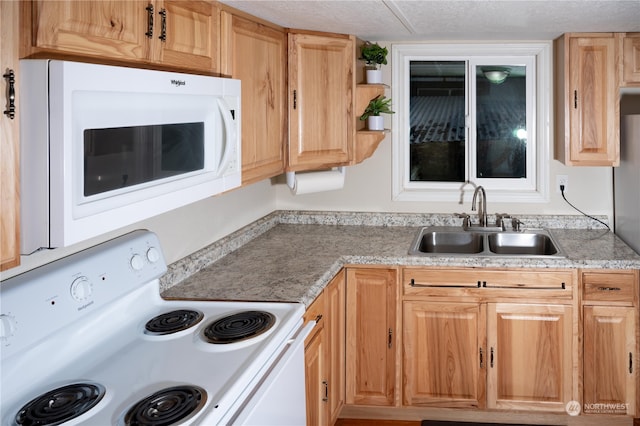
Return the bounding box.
[216,97,237,176]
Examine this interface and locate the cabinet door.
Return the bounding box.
[566,35,619,166]
[325,270,346,423]
[622,34,640,85]
[583,306,636,416]
[305,323,327,426]
[1,0,20,271]
[487,303,573,412]
[288,32,354,171]
[403,302,485,408]
[31,0,150,60]
[220,12,286,185]
[346,268,397,406]
[154,1,219,72]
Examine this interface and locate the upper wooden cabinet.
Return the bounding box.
[220,11,286,185]
[1,0,21,271]
[554,33,620,166]
[288,32,355,172]
[622,33,640,86]
[23,0,220,73]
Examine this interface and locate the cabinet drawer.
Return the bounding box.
[403,268,573,293]
[582,271,637,302]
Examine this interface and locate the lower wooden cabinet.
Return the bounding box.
[345,267,398,406]
[581,269,638,417]
[304,269,345,425]
[339,266,638,422]
[403,302,485,408]
[403,301,573,412]
[583,306,636,416]
[487,303,573,412]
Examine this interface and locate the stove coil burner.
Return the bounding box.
[204,310,276,344]
[124,386,206,426]
[15,383,105,426]
[144,310,204,335]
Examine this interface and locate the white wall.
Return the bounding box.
[3,180,277,280]
[276,41,614,220]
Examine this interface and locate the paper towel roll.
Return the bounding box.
[286,167,345,195]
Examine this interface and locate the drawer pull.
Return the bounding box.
[322,380,328,402]
[145,4,154,38]
[409,278,477,288]
[158,8,167,42]
[598,286,621,291]
[479,347,484,369]
[3,70,16,119]
[490,347,494,368]
[388,328,393,348]
[315,314,323,323]
[630,352,633,374]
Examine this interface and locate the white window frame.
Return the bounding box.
[391,42,552,203]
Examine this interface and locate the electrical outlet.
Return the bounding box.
[556,175,569,193]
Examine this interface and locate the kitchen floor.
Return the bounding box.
[335,420,420,426]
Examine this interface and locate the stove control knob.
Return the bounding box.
[0,314,16,341]
[130,254,145,271]
[146,247,160,264]
[70,276,93,302]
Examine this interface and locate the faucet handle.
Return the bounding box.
[455,213,471,228]
[511,217,524,232]
[495,213,511,230]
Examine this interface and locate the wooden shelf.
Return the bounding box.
[355,130,389,163]
[353,84,390,164]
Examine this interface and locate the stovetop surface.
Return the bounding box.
[0,230,304,425]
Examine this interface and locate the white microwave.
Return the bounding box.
[19,60,241,253]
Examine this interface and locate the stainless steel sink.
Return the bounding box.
[415,230,484,254]
[409,227,564,257]
[487,232,559,256]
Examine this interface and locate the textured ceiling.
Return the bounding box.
[219,0,640,41]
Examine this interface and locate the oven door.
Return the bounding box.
[220,321,315,425]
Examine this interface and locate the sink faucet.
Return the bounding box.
[471,186,487,227]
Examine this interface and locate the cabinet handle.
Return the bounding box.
[293,90,297,109]
[490,347,494,368]
[479,347,484,369]
[388,328,393,348]
[145,4,154,38]
[630,352,633,374]
[322,380,328,402]
[574,90,578,109]
[158,8,167,42]
[314,314,323,323]
[3,69,16,120]
[598,286,621,291]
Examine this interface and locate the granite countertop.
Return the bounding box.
[160,211,640,307]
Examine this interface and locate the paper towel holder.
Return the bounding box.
[286,166,346,190]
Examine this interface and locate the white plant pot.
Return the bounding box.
[367,115,384,131]
[366,69,382,84]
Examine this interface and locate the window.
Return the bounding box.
[392,43,552,203]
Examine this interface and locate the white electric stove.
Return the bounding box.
[0,230,311,425]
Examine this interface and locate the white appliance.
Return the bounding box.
[614,114,640,254]
[0,230,311,425]
[19,60,241,253]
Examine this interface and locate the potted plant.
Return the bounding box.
[359,42,388,84]
[359,95,394,130]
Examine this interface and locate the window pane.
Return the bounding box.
[409,61,465,182]
[475,65,526,179]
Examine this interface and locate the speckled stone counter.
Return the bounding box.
[160,211,640,307]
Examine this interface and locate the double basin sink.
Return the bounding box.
[409,226,564,257]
